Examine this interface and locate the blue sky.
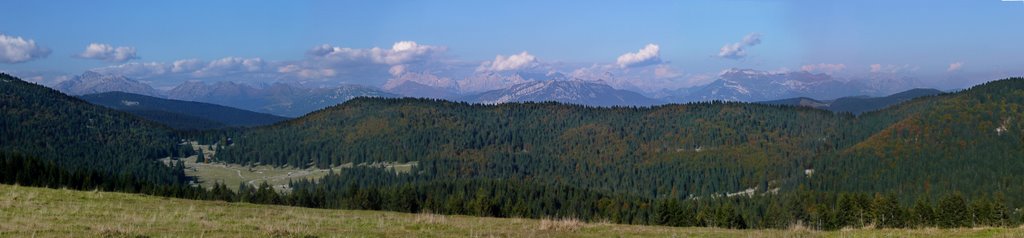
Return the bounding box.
[2,0,1022,91]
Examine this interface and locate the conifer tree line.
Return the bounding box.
[6,150,1017,230]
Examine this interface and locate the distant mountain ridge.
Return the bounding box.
[79,91,289,130]
[663,69,926,103]
[464,79,662,107]
[676,69,856,102]
[43,69,936,117]
[54,71,162,97]
[759,88,944,114]
[166,81,398,117]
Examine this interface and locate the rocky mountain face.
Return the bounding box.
[675,69,862,102]
[48,68,934,117]
[465,79,662,107]
[53,71,162,97]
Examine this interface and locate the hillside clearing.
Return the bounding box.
[2,185,1024,237]
[163,142,417,191]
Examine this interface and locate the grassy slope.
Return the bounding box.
[169,142,413,191]
[2,185,1022,237]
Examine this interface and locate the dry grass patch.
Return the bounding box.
[539,217,584,231]
[93,224,147,238]
[787,220,810,232]
[415,211,447,224]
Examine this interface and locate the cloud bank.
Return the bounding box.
[0,34,51,63]
[800,63,846,74]
[75,43,139,62]
[80,38,945,95]
[947,62,963,72]
[617,44,661,68]
[869,64,918,74]
[307,41,445,65]
[91,57,267,79]
[718,33,761,59]
[477,51,537,72]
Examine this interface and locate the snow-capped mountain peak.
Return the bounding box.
[53,71,162,97]
[466,79,661,107]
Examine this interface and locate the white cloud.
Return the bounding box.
[171,59,204,73]
[569,64,616,81]
[741,33,762,45]
[385,41,442,65]
[718,33,761,59]
[718,43,744,59]
[0,34,50,63]
[308,41,445,65]
[388,65,406,76]
[617,44,662,68]
[477,51,538,72]
[947,62,963,72]
[568,63,696,92]
[458,72,530,92]
[869,64,918,74]
[93,57,269,79]
[91,62,169,78]
[653,64,681,79]
[800,63,846,74]
[76,43,138,62]
[192,57,264,77]
[278,64,337,79]
[870,64,883,73]
[299,41,447,84]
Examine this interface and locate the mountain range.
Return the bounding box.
[43,69,933,117]
[166,81,398,117]
[465,79,663,107]
[53,71,162,97]
[665,69,924,103]
[79,91,288,130]
[758,88,945,114]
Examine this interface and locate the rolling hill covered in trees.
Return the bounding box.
[212,78,1022,203]
[0,73,194,187]
[200,77,1024,229]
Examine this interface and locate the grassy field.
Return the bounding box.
[3,185,1024,237]
[165,142,416,191]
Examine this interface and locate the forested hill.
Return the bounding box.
[217,97,855,195]
[0,73,190,185]
[814,78,1024,200]
[213,77,1024,205]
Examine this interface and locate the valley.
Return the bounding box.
[2,2,1022,235]
[4,72,1024,232]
